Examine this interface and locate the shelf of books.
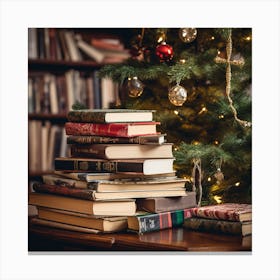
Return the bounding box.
[28,109,251,250]
[28,28,129,178]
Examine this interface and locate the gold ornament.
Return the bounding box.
[127,77,144,98]
[179,28,197,43]
[168,84,187,106]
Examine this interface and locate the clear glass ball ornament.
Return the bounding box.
[127,77,144,98]
[168,84,187,106]
[179,28,197,43]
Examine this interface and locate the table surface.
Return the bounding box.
[28,220,252,252]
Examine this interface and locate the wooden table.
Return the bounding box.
[28,221,252,252]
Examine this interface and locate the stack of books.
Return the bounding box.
[29,109,197,234]
[183,203,252,246]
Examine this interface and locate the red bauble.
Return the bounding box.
[155,42,174,62]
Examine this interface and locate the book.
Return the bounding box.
[90,37,125,51]
[32,182,188,201]
[183,217,252,236]
[43,174,187,192]
[30,217,101,233]
[191,203,252,222]
[67,134,166,145]
[70,143,173,159]
[63,31,83,61]
[67,109,155,123]
[65,122,160,138]
[54,157,175,175]
[54,170,177,182]
[128,209,193,234]
[37,207,128,232]
[137,193,197,213]
[29,192,136,216]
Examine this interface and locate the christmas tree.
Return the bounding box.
[99,28,252,205]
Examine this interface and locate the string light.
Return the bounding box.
[211,36,215,40]
[198,106,207,115]
[207,177,212,182]
[213,195,222,204]
[214,140,219,145]
[192,141,200,145]
[173,110,179,115]
[218,114,224,119]
[245,36,251,41]
[235,182,241,186]
[179,59,186,64]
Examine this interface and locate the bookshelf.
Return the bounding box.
[28,28,128,179]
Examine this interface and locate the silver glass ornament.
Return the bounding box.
[127,77,144,98]
[179,28,197,43]
[168,84,187,106]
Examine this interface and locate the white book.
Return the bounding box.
[101,77,115,109]
[65,70,75,111]
[64,31,82,61]
[49,74,59,114]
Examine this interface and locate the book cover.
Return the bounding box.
[29,192,136,216]
[191,203,252,222]
[32,182,188,201]
[65,122,160,138]
[128,209,193,234]
[67,134,166,145]
[37,207,128,232]
[70,143,173,159]
[67,109,155,123]
[183,217,252,236]
[137,192,197,213]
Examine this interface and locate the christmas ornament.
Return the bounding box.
[127,77,144,98]
[214,159,224,183]
[168,84,187,106]
[179,28,197,43]
[155,42,174,62]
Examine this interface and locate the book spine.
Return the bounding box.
[70,145,107,159]
[33,183,95,200]
[183,218,244,235]
[67,111,106,123]
[67,135,163,145]
[137,210,185,234]
[54,158,117,172]
[65,122,130,137]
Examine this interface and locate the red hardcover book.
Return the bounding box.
[191,203,252,222]
[65,122,160,137]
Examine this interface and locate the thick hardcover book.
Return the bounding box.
[37,207,128,232]
[70,143,173,159]
[128,209,193,234]
[29,192,136,216]
[137,192,197,213]
[67,109,155,123]
[32,182,188,201]
[191,203,252,222]
[42,174,88,189]
[65,122,160,137]
[54,157,175,175]
[67,134,166,145]
[183,217,252,236]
